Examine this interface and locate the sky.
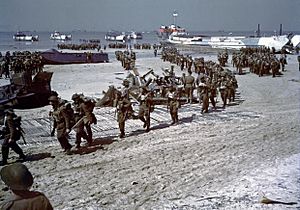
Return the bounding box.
[0,0,299,32]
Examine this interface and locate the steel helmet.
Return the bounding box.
[48,95,58,102]
[0,163,34,190]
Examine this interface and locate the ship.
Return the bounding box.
[105,31,126,42]
[50,31,72,41]
[157,11,186,39]
[40,49,109,65]
[166,24,291,52]
[129,31,143,39]
[13,31,39,42]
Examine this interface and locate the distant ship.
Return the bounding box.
[105,31,126,42]
[129,31,143,39]
[157,11,185,39]
[50,31,72,41]
[13,31,39,42]
[40,49,109,64]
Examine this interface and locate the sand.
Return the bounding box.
[0,48,299,209]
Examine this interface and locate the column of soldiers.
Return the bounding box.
[161,46,238,112]
[0,51,43,79]
[57,43,100,51]
[115,50,136,70]
[232,47,287,77]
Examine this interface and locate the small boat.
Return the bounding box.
[105,31,126,42]
[40,49,109,65]
[50,31,72,41]
[13,31,39,42]
[129,31,143,39]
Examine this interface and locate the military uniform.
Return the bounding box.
[79,99,96,144]
[1,109,26,165]
[49,96,72,153]
[0,163,53,210]
[116,97,132,138]
[184,71,195,103]
[167,89,179,124]
[138,88,153,132]
[72,94,89,148]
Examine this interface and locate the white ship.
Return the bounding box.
[105,31,126,42]
[50,31,72,41]
[13,32,39,42]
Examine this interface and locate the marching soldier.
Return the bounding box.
[79,97,97,144]
[1,107,26,165]
[167,87,180,125]
[138,86,153,132]
[71,93,90,148]
[115,91,132,138]
[184,70,195,103]
[49,95,72,153]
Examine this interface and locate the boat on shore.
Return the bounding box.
[105,31,126,42]
[50,31,72,41]
[13,31,39,42]
[40,49,109,64]
[0,72,53,109]
[166,31,290,51]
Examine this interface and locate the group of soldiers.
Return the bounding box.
[232,47,287,77]
[48,92,97,153]
[0,51,44,79]
[57,43,103,51]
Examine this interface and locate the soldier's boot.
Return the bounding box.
[75,136,81,149]
[146,118,150,132]
[139,117,147,128]
[1,146,9,165]
[10,142,26,161]
[119,130,125,138]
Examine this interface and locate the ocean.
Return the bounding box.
[1,30,298,54]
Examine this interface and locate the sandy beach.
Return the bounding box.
[0,48,300,209]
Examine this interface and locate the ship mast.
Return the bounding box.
[173,10,178,27]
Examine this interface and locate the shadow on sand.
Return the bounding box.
[69,137,116,155]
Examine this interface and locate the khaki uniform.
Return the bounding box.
[0,191,53,210]
[79,100,96,143]
[1,112,25,165]
[167,91,179,124]
[52,105,72,151]
[184,74,195,103]
[116,98,132,138]
[138,93,153,132]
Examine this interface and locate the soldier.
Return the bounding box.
[79,97,97,144]
[115,91,132,138]
[167,87,179,125]
[48,95,72,153]
[218,76,228,108]
[138,86,153,132]
[1,107,26,166]
[71,94,90,148]
[0,163,53,210]
[279,52,287,71]
[184,70,195,103]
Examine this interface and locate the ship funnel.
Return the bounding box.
[279,24,283,35]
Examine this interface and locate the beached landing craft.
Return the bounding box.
[166,31,290,52]
[50,31,72,41]
[40,49,109,64]
[13,31,39,42]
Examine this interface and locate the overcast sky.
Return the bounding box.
[0,0,299,32]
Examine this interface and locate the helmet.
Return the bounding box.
[0,163,33,190]
[71,93,80,101]
[48,95,58,102]
[122,79,129,85]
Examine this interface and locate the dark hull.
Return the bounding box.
[41,49,109,65]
